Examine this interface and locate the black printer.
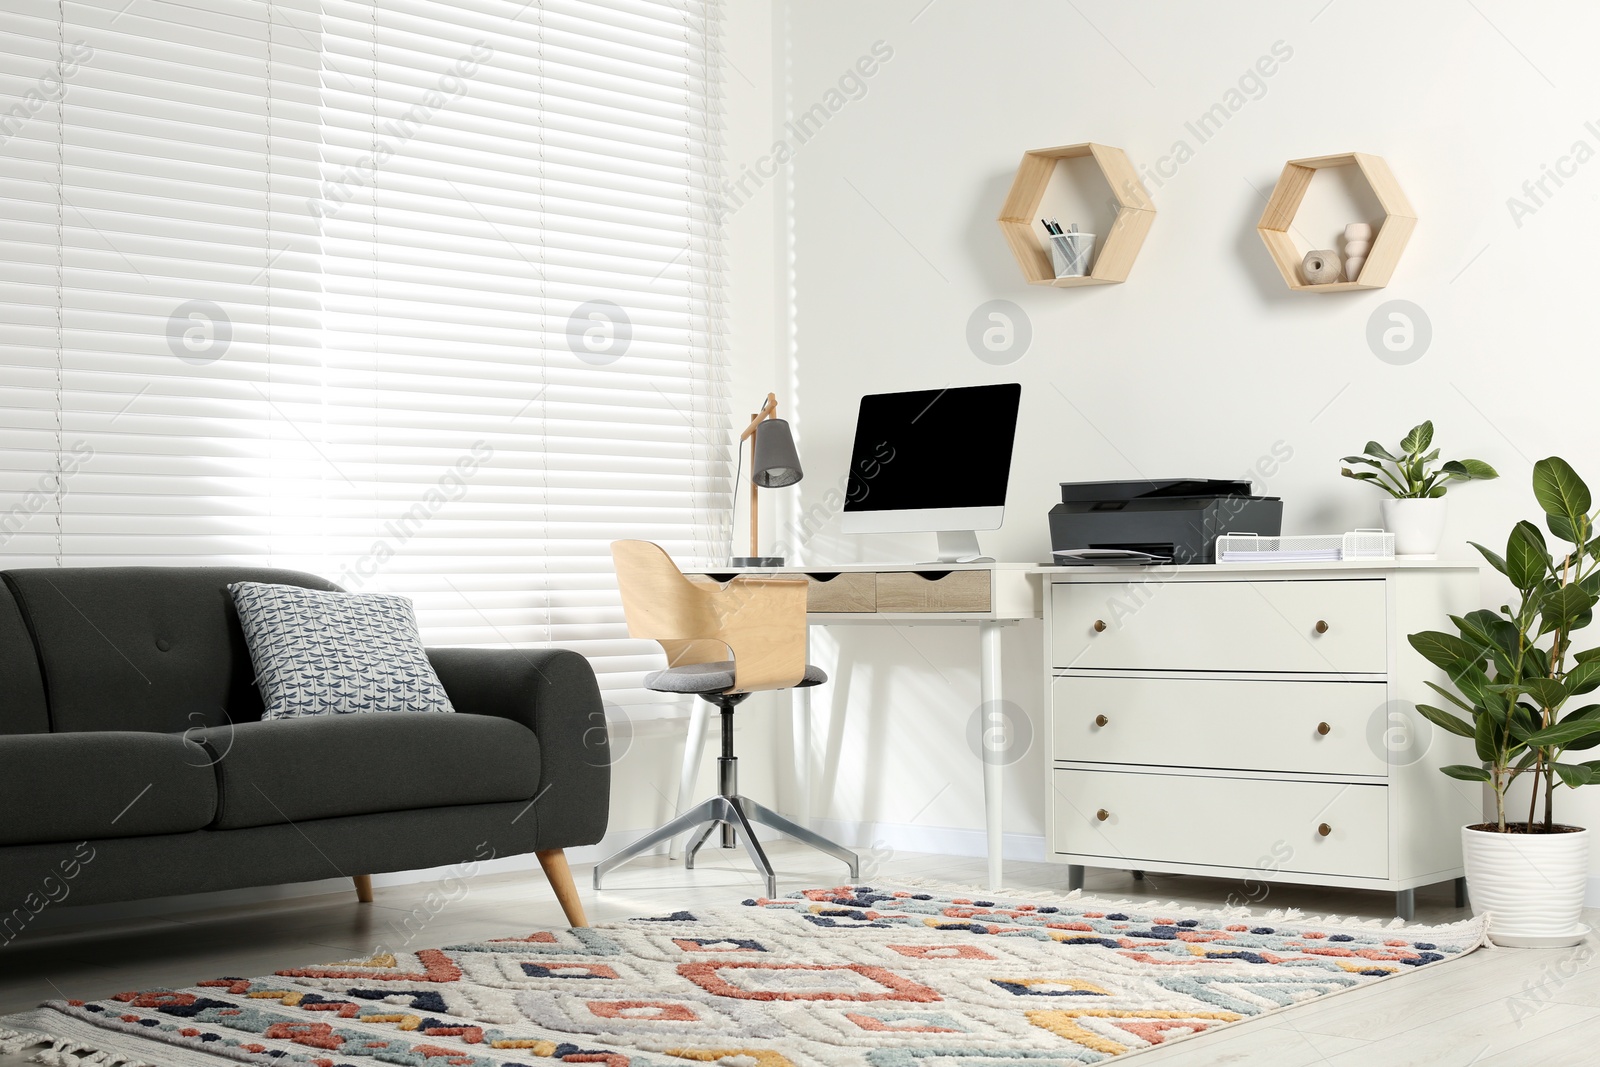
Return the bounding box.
[1048,479,1283,564]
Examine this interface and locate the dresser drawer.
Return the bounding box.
[1052,768,1388,878]
[1050,579,1387,673]
[876,570,991,612]
[795,572,877,612]
[1051,676,1388,776]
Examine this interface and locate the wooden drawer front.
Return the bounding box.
[876,570,991,613]
[1051,676,1388,776]
[797,572,877,612]
[1052,769,1388,878]
[1050,579,1387,673]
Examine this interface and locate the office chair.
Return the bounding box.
[591,540,860,897]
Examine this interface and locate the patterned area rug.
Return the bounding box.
[0,883,1488,1066]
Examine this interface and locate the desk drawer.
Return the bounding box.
[797,572,877,612]
[1050,579,1387,673]
[1052,768,1388,878]
[876,570,991,612]
[1051,676,1388,776]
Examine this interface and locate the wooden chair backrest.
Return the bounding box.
[610,539,808,692]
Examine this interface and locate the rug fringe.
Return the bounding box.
[880,876,1493,939]
[0,1028,153,1067]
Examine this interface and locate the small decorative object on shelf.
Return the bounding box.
[1301,249,1342,285]
[998,142,1155,287]
[1409,456,1600,947]
[1256,152,1415,291]
[1044,219,1095,278]
[1340,420,1498,558]
[1342,222,1373,281]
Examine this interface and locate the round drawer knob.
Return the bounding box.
[1093,619,1107,633]
[1318,823,1332,837]
[1096,808,1111,822]
[1315,620,1330,634]
[1094,714,1110,727]
[1317,721,1332,736]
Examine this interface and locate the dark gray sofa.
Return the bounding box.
[0,566,609,938]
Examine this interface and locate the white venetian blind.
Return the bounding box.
[0,0,730,711]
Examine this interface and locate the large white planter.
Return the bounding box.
[1462,824,1591,947]
[1380,497,1448,558]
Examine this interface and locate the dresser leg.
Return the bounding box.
[1131,870,1144,880]
[1067,865,1084,892]
[1395,888,1415,922]
[1455,877,1468,909]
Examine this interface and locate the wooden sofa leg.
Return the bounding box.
[536,849,589,928]
[353,875,374,903]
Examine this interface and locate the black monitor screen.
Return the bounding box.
[843,383,1022,512]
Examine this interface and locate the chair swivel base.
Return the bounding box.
[592,793,860,899]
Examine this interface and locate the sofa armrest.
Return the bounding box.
[426,647,610,849]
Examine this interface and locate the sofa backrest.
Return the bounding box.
[1,566,340,734]
[0,581,49,735]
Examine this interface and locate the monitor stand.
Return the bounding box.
[935,530,993,565]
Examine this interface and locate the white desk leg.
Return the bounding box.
[979,620,1004,891]
[792,683,812,831]
[669,701,709,860]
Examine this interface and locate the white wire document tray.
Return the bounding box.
[1216,530,1395,564]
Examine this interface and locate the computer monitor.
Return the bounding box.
[841,383,1022,562]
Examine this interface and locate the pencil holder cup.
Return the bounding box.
[1049,232,1094,278]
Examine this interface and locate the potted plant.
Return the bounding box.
[1341,420,1498,557]
[1409,456,1600,946]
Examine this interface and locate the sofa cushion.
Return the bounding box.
[1,566,340,733]
[230,583,455,719]
[0,732,218,846]
[193,712,540,830]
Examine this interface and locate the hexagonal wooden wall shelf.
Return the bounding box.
[998,143,1155,287]
[1256,152,1417,292]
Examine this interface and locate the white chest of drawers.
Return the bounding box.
[1042,562,1481,918]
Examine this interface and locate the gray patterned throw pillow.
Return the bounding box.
[230,582,455,719]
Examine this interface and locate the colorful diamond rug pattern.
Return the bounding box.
[0,883,1488,1066]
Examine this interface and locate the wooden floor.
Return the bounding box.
[1,843,1595,1065]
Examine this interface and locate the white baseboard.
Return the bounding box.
[806,816,1047,865]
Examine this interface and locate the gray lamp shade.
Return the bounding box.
[751,418,802,487]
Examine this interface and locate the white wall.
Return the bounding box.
[728,0,1600,883]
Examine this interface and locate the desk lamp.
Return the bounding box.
[731,392,802,567]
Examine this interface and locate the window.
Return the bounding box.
[0,0,728,711]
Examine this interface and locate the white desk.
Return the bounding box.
[682,563,1043,890]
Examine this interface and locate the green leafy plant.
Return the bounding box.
[1409,457,1600,833]
[1341,420,1498,498]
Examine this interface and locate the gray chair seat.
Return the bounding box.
[644,661,827,694]
[0,732,217,846]
[190,712,541,831]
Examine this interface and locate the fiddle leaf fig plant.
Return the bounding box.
[1341,420,1499,498]
[1408,457,1600,833]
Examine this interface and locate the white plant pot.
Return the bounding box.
[1380,496,1447,558]
[1462,824,1591,947]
